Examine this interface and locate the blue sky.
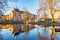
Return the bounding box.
[4,0,40,15]
[4,0,60,15]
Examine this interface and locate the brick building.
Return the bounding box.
[12,8,24,21]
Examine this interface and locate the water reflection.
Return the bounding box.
[0,24,60,40]
[0,25,3,40]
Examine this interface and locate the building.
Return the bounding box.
[54,10,60,22]
[39,13,52,21]
[51,10,60,35]
[0,8,35,23]
[12,8,24,21]
[22,10,35,22]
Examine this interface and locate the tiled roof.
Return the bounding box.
[13,8,24,13]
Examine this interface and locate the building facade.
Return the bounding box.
[0,8,35,23]
[12,8,24,21]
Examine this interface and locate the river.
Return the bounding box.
[0,24,60,40]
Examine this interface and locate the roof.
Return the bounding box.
[19,11,24,13]
[13,8,24,13]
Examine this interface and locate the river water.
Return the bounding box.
[0,24,60,40]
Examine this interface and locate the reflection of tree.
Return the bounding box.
[0,34,3,40]
[23,32,29,40]
[0,25,3,40]
[37,26,49,40]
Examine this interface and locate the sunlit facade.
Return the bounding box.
[54,10,60,22]
[53,10,60,35]
[0,8,34,22]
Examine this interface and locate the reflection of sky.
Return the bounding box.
[2,29,16,40]
[4,0,40,15]
[1,27,60,40]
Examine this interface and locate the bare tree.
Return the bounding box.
[0,0,18,15]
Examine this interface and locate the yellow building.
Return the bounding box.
[22,11,34,22]
[1,12,13,20]
[39,10,60,22]
[54,10,60,22]
[51,10,60,35]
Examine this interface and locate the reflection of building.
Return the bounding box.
[1,24,34,36]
